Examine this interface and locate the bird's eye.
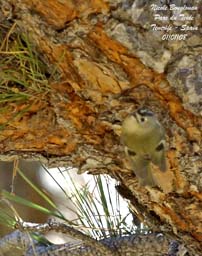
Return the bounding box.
[156,142,164,151]
[127,149,136,156]
[140,117,145,122]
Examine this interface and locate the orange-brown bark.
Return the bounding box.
[0,0,201,254]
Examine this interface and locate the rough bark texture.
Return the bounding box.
[0,0,201,255]
[0,230,171,256]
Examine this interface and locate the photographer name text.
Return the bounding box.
[150,3,199,40]
[151,4,198,11]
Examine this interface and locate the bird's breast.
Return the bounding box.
[122,130,161,155]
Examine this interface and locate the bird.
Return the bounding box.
[121,108,167,186]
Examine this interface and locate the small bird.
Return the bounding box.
[121,108,167,186]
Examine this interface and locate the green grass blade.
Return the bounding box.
[0,209,16,227]
[17,168,57,210]
[1,190,62,219]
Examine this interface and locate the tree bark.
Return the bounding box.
[0,0,201,255]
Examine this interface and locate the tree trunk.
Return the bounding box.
[0,0,201,255]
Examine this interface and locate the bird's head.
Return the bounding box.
[122,108,157,137]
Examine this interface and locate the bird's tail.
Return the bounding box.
[139,165,156,187]
[132,157,156,187]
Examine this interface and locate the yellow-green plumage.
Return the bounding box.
[121,108,167,186]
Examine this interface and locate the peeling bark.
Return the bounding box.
[0,0,201,255]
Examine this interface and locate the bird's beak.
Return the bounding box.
[132,112,139,123]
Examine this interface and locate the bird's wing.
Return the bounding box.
[151,140,167,172]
